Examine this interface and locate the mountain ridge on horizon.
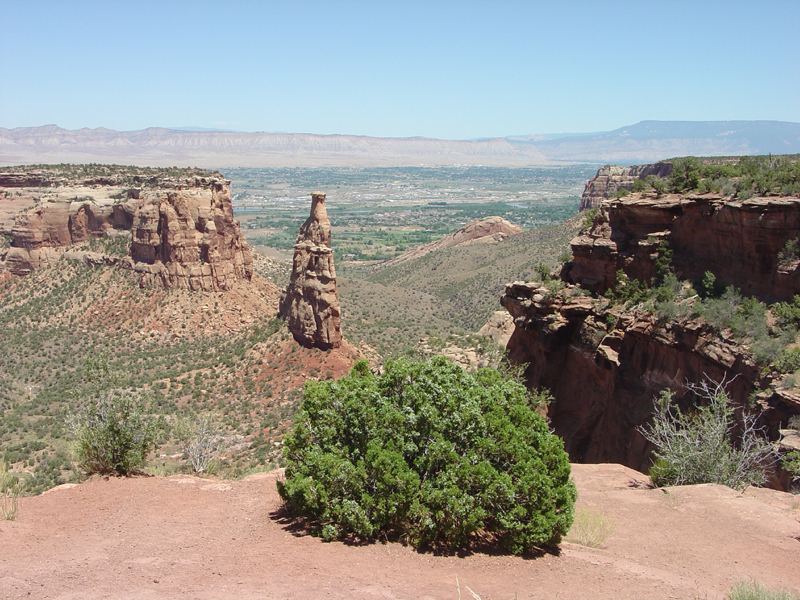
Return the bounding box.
[1,120,798,168]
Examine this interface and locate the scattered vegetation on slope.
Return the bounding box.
[666,155,800,198]
[0,163,218,186]
[0,257,346,492]
[336,214,582,358]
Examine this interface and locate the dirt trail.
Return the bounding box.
[1,464,799,599]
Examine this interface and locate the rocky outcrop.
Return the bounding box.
[127,179,253,291]
[382,216,522,267]
[1,170,253,291]
[280,192,342,349]
[564,193,800,302]
[579,163,672,211]
[477,310,516,348]
[4,199,137,275]
[499,281,798,472]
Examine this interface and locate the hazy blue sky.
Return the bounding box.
[2,0,798,139]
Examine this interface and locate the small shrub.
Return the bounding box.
[605,270,650,307]
[772,295,800,328]
[70,389,158,476]
[646,175,667,197]
[727,579,800,600]
[1,460,24,521]
[775,348,800,375]
[278,356,576,553]
[534,262,551,282]
[565,506,616,548]
[582,208,599,229]
[69,356,158,476]
[174,414,227,474]
[557,250,572,264]
[699,270,721,299]
[779,238,800,263]
[640,378,775,489]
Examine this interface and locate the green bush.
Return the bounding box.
[772,295,800,328]
[640,380,774,489]
[69,357,158,476]
[278,356,576,553]
[582,207,599,229]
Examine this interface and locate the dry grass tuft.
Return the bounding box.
[727,579,800,600]
[565,506,616,548]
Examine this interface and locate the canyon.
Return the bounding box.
[502,162,800,485]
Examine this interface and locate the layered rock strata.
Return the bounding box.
[579,163,673,211]
[565,193,800,302]
[280,192,342,349]
[500,281,799,473]
[1,172,253,291]
[127,179,253,291]
[4,199,137,275]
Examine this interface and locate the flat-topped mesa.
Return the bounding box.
[0,169,253,291]
[280,192,342,350]
[127,178,253,291]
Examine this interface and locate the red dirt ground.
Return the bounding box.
[2,464,799,600]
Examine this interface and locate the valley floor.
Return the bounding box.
[1,464,799,599]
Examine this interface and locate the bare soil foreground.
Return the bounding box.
[2,464,799,600]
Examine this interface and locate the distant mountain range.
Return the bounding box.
[1,121,798,168]
[506,120,800,163]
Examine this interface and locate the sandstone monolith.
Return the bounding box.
[280,192,342,349]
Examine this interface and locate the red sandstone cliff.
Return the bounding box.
[127,179,253,291]
[565,193,800,302]
[502,183,800,482]
[500,282,776,471]
[579,163,673,211]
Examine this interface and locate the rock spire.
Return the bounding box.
[280,192,342,349]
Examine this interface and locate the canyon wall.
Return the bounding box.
[565,193,800,302]
[500,282,781,471]
[503,182,800,478]
[4,199,137,275]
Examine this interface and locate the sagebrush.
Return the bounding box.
[640,378,774,489]
[727,579,800,600]
[175,414,226,474]
[1,460,24,520]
